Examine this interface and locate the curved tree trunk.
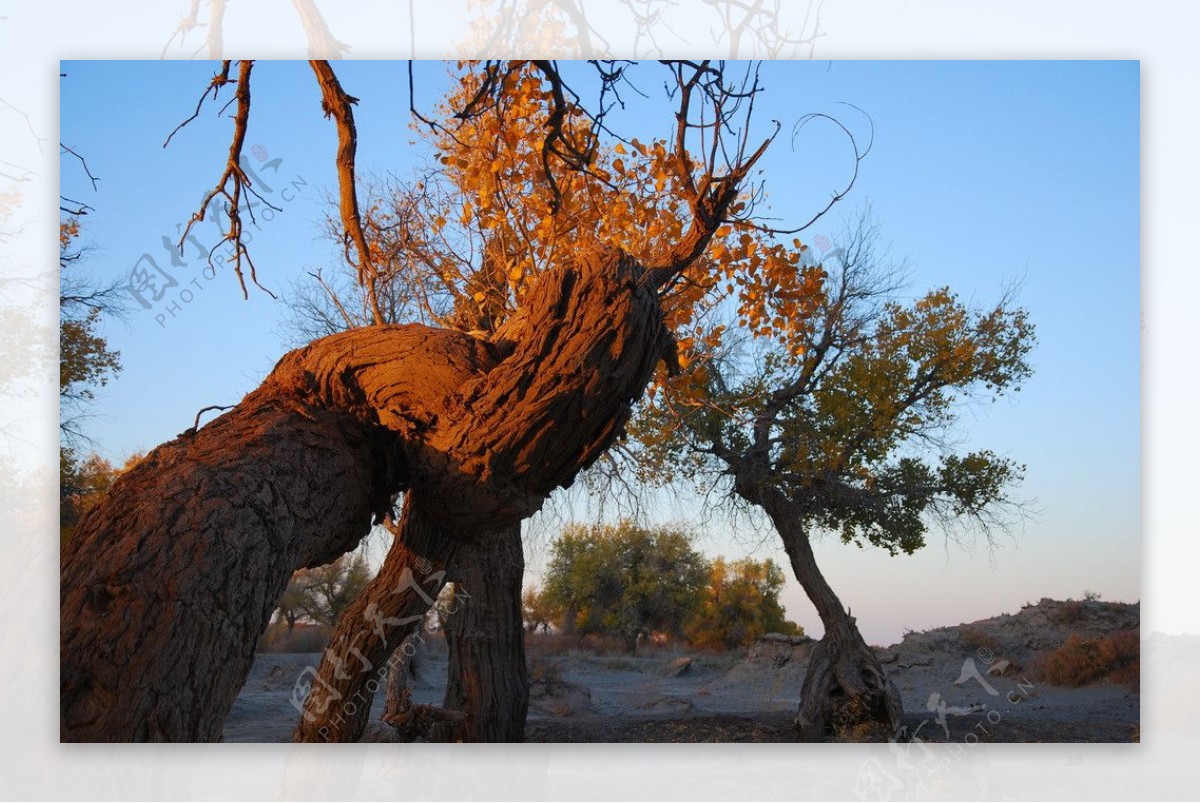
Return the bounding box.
[290,249,672,742]
[60,248,672,742]
[435,523,528,742]
[758,487,903,742]
[60,395,399,742]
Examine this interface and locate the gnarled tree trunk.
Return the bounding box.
[292,249,671,741]
[435,522,528,742]
[60,393,401,742]
[63,248,672,742]
[758,487,903,742]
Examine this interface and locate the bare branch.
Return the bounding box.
[175,60,279,300]
[60,144,99,190]
[290,0,350,58]
[309,59,383,325]
[308,268,356,330]
[163,61,233,148]
[757,103,874,236]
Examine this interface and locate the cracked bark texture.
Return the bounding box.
[435,522,528,743]
[61,247,672,742]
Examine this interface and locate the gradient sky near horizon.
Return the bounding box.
[59,60,1139,645]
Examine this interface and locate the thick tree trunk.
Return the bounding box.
[435,523,528,742]
[757,487,903,742]
[383,634,418,723]
[561,602,578,636]
[289,249,673,742]
[64,249,670,742]
[60,395,398,742]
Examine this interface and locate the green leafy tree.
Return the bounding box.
[687,557,802,650]
[542,521,709,653]
[632,213,1035,738]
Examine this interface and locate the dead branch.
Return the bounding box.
[60,144,99,190]
[309,59,383,325]
[290,0,350,58]
[174,60,279,299]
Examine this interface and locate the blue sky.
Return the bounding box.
[59,60,1139,644]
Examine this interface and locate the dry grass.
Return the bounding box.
[1032,630,1139,689]
[524,631,696,661]
[528,655,565,686]
[958,626,1000,653]
[1062,599,1087,623]
[257,622,332,653]
[525,632,625,657]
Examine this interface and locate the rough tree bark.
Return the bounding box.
[292,248,673,742]
[60,387,399,742]
[383,633,419,723]
[289,499,452,743]
[62,247,673,742]
[757,486,903,742]
[434,523,528,742]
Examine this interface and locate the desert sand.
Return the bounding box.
[223,597,1138,743]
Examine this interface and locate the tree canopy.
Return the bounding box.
[540,521,709,651]
[687,556,802,649]
[631,214,1035,556]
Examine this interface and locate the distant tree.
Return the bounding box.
[274,551,373,628]
[541,521,709,653]
[521,586,559,634]
[633,213,1035,739]
[59,217,126,547]
[687,557,802,650]
[274,576,309,631]
[59,218,123,443]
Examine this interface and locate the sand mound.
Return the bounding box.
[710,634,815,698]
[890,597,1139,670]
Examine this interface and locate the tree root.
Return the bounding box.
[794,627,903,743]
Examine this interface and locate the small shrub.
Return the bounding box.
[1032,631,1140,688]
[1057,599,1086,624]
[528,655,564,686]
[958,626,1000,653]
[257,622,332,653]
[1099,630,1140,689]
[1082,590,1102,602]
[1033,635,1104,686]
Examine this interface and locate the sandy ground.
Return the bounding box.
[223,598,1139,743]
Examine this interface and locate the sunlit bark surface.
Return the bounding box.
[61,248,671,741]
